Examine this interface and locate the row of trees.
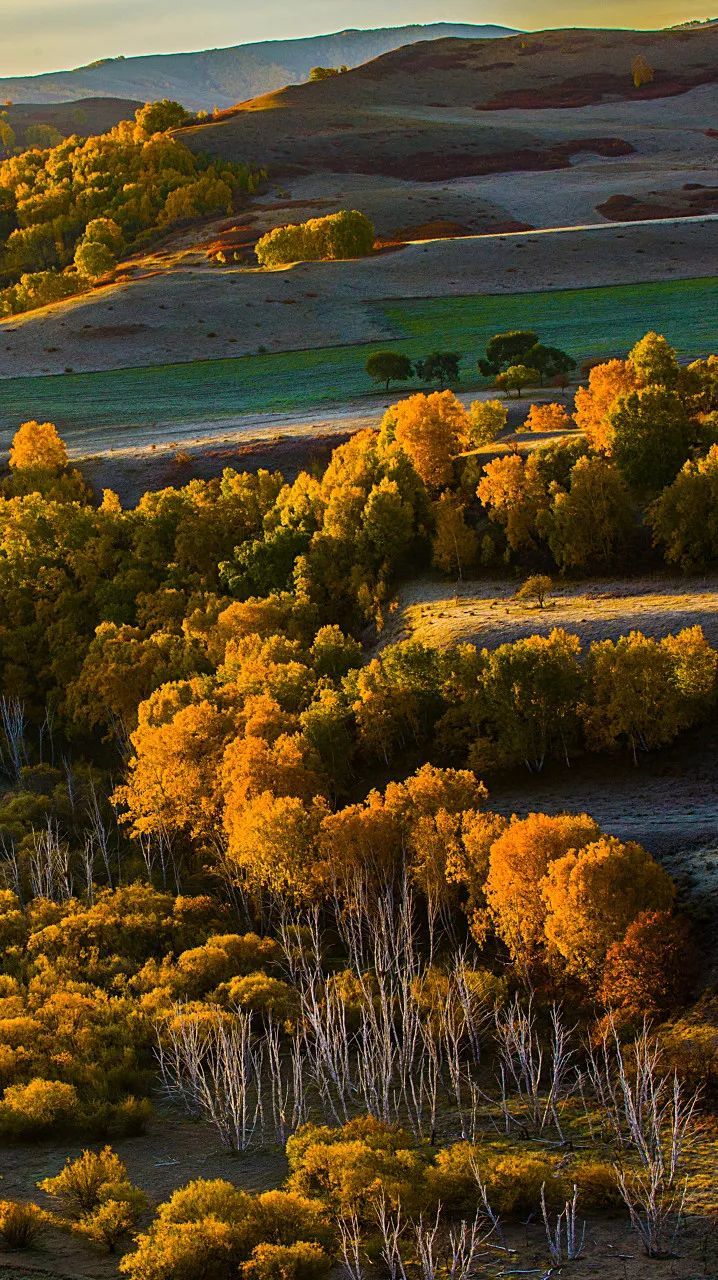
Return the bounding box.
[0,800,694,1135]
[365,329,577,394]
[112,622,716,893]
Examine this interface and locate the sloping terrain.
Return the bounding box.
[180,25,718,170]
[175,26,718,238]
[3,97,142,145]
[0,224,714,380]
[0,24,515,111]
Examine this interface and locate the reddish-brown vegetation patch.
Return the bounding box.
[597,187,718,221]
[376,216,534,246]
[478,67,718,110]
[70,323,150,340]
[326,137,633,182]
[204,222,259,259]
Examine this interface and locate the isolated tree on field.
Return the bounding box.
[542,836,674,983]
[415,351,461,385]
[431,493,478,578]
[467,398,507,445]
[9,420,68,471]
[631,55,654,88]
[524,402,573,433]
[365,351,413,392]
[256,211,374,266]
[514,574,552,609]
[135,99,191,137]
[309,66,347,80]
[391,390,470,486]
[496,365,539,398]
[478,329,538,377]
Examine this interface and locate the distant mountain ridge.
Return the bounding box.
[0,24,517,111]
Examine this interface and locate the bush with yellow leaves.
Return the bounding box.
[39,1146,146,1253]
[242,1241,330,1280]
[0,1199,48,1249]
[120,1179,330,1280]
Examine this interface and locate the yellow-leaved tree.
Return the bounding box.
[9,420,68,472]
[390,391,470,487]
[542,836,674,982]
[482,812,602,965]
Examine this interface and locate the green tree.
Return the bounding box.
[496,365,539,397]
[472,629,584,772]
[256,211,374,266]
[24,123,62,149]
[628,331,680,389]
[543,455,634,572]
[514,574,552,608]
[0,112,15,156]
[467,399,507,445]
[608,387,693,491]
[478,330,538,377]
[649,444,718,570]
[526,343,576,387]
[415,352,461,385]
[581,627,717,762]
[365,351,413,391]
[431,493,478,578]
[74,237,116,280]
[135,99,191,136]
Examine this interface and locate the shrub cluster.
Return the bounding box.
[255,211,375,266]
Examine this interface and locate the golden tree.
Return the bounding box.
[523,402,573,433]
[431,493,478,577]
[8,421,68,471]
[542,836,674,982]
[483,812,601,964]
[391,391,470,487]
[631,55,654,88]
[573,359,637,451]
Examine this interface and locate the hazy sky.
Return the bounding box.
[3,0,714,76]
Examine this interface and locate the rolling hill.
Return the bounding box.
[3,97,142,146]
[178,25,718,178]
[0,24,516,112]
[174,25,718,238]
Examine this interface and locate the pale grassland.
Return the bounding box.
[381,574,718,653]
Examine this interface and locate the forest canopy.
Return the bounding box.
[0,100,265,316]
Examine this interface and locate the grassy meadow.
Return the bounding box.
[0,276,715,438]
